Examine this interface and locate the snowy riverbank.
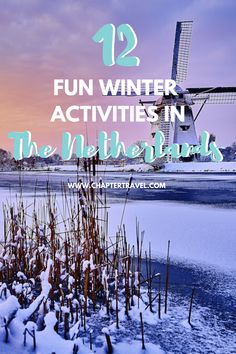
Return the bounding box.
[40,161,236,173]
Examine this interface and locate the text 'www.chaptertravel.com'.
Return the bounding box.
[67,181,166,189]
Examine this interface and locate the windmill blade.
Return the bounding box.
[171,21,193,84]
[186,87,236,104]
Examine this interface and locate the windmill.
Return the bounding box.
[109,21,236,164]
[148,20,236,162]
[149,21,199,163]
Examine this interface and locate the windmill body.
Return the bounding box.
[152,85,198,146]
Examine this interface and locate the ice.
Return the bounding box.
[113,340,164,354]
[109,200,236,270]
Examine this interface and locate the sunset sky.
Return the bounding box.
[0,0,235,152]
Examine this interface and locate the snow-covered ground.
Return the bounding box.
[162,161,236,173]
[0,282,235,354]
[37,161,236,173]
[47,163,154,173]
[0,287,166,354]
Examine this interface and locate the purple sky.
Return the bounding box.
[0,0,235,151]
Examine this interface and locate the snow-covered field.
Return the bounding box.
[162,161,236,173]
[42,161,236,173]
[47,163,154,173]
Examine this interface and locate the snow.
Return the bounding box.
[17,271,27,280]
[12,283,23,294]
[25,321,37,331]
[46,164,81,172]
[162,161,236,173]
[119,295,158,325]
[21,161,236,173]
[112,341,164,354]
[108,201,236,270]
[0,295,20,326]
[82,255,95,272]
[34,312,75,354]
[39,259,53,296]
[48,163,154,173]
[0,172,235,353]
[0,289,234,354]
[111,163,154,172]
[0,294,166,354]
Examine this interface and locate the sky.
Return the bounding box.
[0,0,235,152]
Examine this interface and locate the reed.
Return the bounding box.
[0,164,175,350]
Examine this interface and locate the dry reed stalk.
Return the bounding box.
[164,240,170,314]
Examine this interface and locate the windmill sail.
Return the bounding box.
[186,87,236,104]
[158,20,193,152]
[171,21,193,84]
